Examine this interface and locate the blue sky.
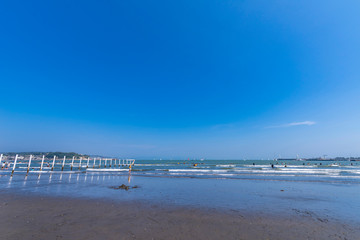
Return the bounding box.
[1,0,360,159]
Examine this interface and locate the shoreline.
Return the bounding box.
[1,192,359,240]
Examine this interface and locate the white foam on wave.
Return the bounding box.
[216,165,236,168]
[169,169,228,173]
[147,166,360,176]
[243,165,317,168]
[231,167,360,176]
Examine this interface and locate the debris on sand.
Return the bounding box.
[110,184,129,190]
[109,184,140,191]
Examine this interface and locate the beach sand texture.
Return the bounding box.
[1,193,359,240]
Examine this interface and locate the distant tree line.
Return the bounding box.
[3,152,89,158]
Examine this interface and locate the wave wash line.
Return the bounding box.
[0,154,135,177]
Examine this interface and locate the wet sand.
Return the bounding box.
[0,193,359,240]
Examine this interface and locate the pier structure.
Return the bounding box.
[0,154,135,176]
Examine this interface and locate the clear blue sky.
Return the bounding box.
[1,0,359,159]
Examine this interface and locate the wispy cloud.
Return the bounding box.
[266,121,316,129]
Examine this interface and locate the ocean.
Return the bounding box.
[1,159,360,224]
[131,159,360,183]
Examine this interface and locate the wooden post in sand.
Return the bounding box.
[86,157,90,168]
[26,155,33,174]
[51,156,56,171]
[40,155,45,171]
[11,154,18,176]
[93,157,96,168]
[71,156,75,171]
[62,156,66,171]
[79,157,82,170]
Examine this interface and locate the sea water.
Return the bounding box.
[131,159,360,183]
[1,159,360,224]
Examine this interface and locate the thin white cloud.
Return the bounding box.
[266,121,316,129]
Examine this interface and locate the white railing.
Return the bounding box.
[0,154,135,176]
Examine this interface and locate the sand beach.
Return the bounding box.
[1,192,359,240]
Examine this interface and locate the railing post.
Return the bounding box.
[93,157,96,168]
[51,155,56,171]
[104,158,107,168]
[11,154,18,176]
[62,156,66,171]
[27,155,33,174]
[86,157,90,168]
[71,156,75,171]
[79,157,82,170]
[0,154,3,169]
[99,158,101,168]
[40,155,45,171]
